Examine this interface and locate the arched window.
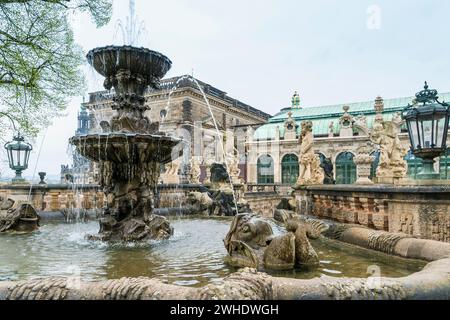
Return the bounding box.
[370,150,380,181]
[335,152,356,184]
[439,148,450,180]
[281,154,299,184]
[257,155,274,184]
[405,150,423,179]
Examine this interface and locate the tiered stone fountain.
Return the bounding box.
[70,46,181,241]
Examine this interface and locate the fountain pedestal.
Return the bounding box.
[70,45,180,241]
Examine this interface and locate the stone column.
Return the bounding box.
[246,127,258,184]
[355,146,374,185]
[273,141,281,184]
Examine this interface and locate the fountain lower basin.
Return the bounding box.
[70,133,182,242]
[0,218,426,287]
[70,133,181,164]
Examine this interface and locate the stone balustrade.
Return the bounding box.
[244,183,287,218]
[294,184,450,242]
[246,183,280,193]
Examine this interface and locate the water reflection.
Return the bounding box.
[0,218,425,287]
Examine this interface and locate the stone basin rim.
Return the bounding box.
[2,216,450,299]
[70,133,182,143]
[86,45,172,64]
[86,45,173,78]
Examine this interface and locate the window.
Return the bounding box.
[335,152,356,184]
[281,154,299,184]
[257,155,274,184]
[439,148,450,180]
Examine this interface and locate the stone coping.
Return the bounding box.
[0,184,101,190]
[296,184,450,194]
[0,183,209,191]
[1,216,449,300]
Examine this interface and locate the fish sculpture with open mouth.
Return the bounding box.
[0,197,40,233]
[223,213,322,270]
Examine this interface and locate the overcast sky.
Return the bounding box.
[8,0,450,178]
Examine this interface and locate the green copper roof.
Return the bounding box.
[254,92,450,140]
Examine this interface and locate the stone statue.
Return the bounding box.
[189,157,201,184]
[328,121,334,138]
[224,213,319,270]
[297,121,324,185]
[320,157,335,184]
[202,156,215,184]
[186,164,250,216]
[355,114,367,128]
[226,150,242,184]
[354,114,370,136]
[187,191,214,215]
[0,197,40,233]
[38,172,47,185]
[209,163,246,216]
[163,161,180,184]
[370,112,407,180]
[99,121,111,133]
[274,197,298,224]
[166,161,179,176]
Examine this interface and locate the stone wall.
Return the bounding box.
[0,183,237,214]
[156,184,208,208]
[0,184,105,212]
[0,184,205,213]
[294,185,450,242]
[244,194,283,218]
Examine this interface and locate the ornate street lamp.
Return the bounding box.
[4,133,33,183]
[404,82,450,179]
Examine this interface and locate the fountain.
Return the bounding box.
[70,45,181,241]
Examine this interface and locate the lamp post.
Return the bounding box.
[404,82,450,179]
[4,133,33,183]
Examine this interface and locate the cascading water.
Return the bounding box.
[70,44,181,241]
[78,1,241,221]
[160,75,240,214]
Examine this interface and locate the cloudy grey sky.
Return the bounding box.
[10,0,450,178]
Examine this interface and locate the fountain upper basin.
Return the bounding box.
[70,133,181,164]
[86,45,172,89]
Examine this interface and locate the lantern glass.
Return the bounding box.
[409,119,420,149]
[421,119,433,148]
[16,149,22,166]
[434,113,447,149]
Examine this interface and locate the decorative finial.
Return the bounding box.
[14,132,25,142]
[343,105,350,113]
[424,81,428,90]
[291,91,300,108]
[374,96,384,114]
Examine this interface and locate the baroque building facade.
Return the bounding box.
[65,75,270,184]
[247,92,450,185]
